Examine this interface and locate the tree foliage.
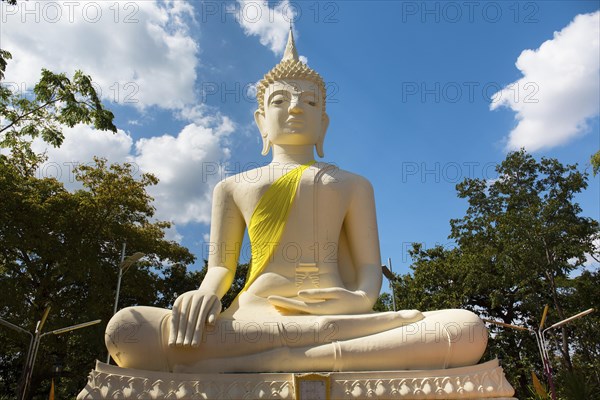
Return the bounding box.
[0,155,199,398]
[0,50,116,175]
[592,150,600,176]
[390,150,599,398]
[0,49,11,81]
[0,49,200,399]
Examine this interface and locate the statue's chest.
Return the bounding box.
[238,168,348,223]
[288,174,349,228]
[295,174,345,205]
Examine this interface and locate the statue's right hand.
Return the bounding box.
[169,290,221,348]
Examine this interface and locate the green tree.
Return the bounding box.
[554,269,600,398]
[395,244,469,311]
[0,51,116,174]
[0,50,11,81]
[373,292,393,312]
[0,51,198,399]
[452,150,597,363]
[0,156,196,398]
[591,150,600,176]
[393,150,599,397]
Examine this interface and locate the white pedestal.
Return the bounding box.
[78,359,516,399]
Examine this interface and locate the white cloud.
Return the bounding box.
[134,116,234,225]
[567,238,599,272]
[491,11,600,152]
[164,225,184,243]
[246,82,258,101]
[584,238,600,268]
[234,0,295,55]
[1,1,241,243]
[32,111,234,232]
[32,125,134,190]
[1,0,198,110]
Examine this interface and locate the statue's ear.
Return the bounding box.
[316,112,329,158]
[255,110,271,156]
[254,109,266,137]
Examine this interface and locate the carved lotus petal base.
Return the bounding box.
[78,359,515,399]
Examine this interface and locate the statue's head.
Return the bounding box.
[255,30,329,157]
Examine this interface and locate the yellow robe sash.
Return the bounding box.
[241,161,315,293]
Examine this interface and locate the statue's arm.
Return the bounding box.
[204,179,246,296]
[169,180,245,347]
[342,177,383,307]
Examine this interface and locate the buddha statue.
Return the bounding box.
[105,30,488,374]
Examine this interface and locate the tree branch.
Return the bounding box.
[0,95,63,134]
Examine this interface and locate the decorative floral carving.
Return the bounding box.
[78,360,515,399]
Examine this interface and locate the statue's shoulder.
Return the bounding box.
[317,162,374,191]
[213,165,272,195]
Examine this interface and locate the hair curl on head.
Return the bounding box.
[256,59,326,117]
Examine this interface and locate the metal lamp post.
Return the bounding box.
[539,308,595,400]
[0,316,35,400]
[112,247,145,316]
[485,307,594,400]
[381,258,397,311]
[0,307,101,400]
[106,244,145,363]
[482,318,553,397]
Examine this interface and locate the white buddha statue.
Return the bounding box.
[105,30,488,374]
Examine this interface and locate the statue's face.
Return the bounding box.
[258,79,326,147]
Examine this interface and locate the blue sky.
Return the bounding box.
[2,1,599,281]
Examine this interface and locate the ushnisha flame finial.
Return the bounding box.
[256,29,326,115]
[282,27,299,61]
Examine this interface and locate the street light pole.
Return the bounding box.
[107,244,145,364]
[113,242,127,317]
[381,258,397,312]
[26,320,102,400]
[0,308,101,400]
[0,317,34,400]
[482,318,553,398]
[388,258,397,312]
[112,247,145,317]
[540,308,595,400]
[20,306,50,400]
[485,307,594,400]
[533,304,558,400]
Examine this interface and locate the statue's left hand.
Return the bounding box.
[268,287,372,315]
